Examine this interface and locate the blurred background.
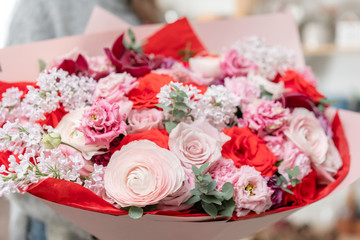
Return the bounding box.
[0,0,360,239]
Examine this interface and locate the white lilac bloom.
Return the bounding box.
[193,85,240,130]
[21,68,96,122]
[228,37,296,80]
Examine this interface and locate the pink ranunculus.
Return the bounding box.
[247,72,285,100]
[77,100,127,148]
[208,157,238,191]
[220,49,258,77]
[168,119,230,170]
[285,108,329,165]
[224,76,261,107]
[115,96,133,117]
[233,166,273,217]
[188,72,215,86]
[58,145,94,177]
[243,99,290,136]
[158,168,195,211]
[263,133,286,160]
[128,108,163,133]
[278,140,312,182]
[94,72,138,104]
[104,140,186,207]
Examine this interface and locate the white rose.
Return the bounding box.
[169,119,230,169]
[189,56,222,83]
[247,71,285,100]
[128,108,163,133]
[55,108,106,160]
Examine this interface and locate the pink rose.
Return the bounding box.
[128,108,163,133]
[117,97,133,117]
[220,49,258,77]
[208,157,238,191]
[233,166,273,217]
[94,72,138,104]
[168,119,230,170]
[224,76,260,106]
[77,100,127,148]
[263,133,285,160]
[285,108,329,165]
[278,140,312,182]
[243,99,290,136]
[314,138,343,185]
[104,140,186,207]
[158,168,195,211]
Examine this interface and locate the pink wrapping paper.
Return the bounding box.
[0,8,359,239]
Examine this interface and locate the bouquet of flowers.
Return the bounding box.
[0,15,354,239]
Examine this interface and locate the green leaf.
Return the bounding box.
[219,199,236,217]
[155,103,173,111]
[199,186,208,194]
[275,160,283,167]
[170,83,180,91]
[201,202,218,218]
[128,28,136,43]
[285,166,300,179]
[175,95,185,102]
[128,206,143,219]
[290,178,301,187]
[199,163,210,174]
[172,109,186,119]
[192,165,200,176]
[207,180,217,192]
[38,59,46,72]
[201,195,222,205]
[178,90,188,98]
[164,121,178,134]
[281,187,294,195]
[174,102,190,110]
[169,91,177,99]
[260,85,273,100]
[190,188,202,196]
[185,195,201,205]
[221,182,234,200]
[279,175,288,184]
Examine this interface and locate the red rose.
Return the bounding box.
[222,127,277,177]
[36,106,68,128]
[282,168,318,206]
[111,129,169,154]
[128,73,173,109]
[275,70,324,102]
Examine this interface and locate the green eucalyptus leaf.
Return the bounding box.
[155,103,173,111]
[170,83,180,91]
[175,95,185,102]
[281,187,294,195]
[179,90,188,98]
[221,182,234,200]
[219,199,236,217]
[199,186,208,194]
[192,165,201,176]
[285,166,300,179]
[290,178,301,187]
[207,180,217,192]
[201,195,222,205]
[172,109,186,119]
[201,202,218,218]
[164,121,178,134]
[185,195,201,205]
[128,28,136,43]
[175,102,190,110]
[38,59,46,72]
[169,91,177,99]
[190,188,202,196]
[199,163,210,174]
[128,206,143,219]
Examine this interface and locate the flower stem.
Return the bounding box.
[60,141,83,154]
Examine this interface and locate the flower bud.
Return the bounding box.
[42,132,61,149]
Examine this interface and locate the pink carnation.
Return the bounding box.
[220,49,258,77]
[208,157,238,191]
[224,76,260,106]
[77,100,127,148]
[278,140,312,182]
[243,99,290,136]
[263,133,286,160]
[94,72,138,104]
[233,166,273,217]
